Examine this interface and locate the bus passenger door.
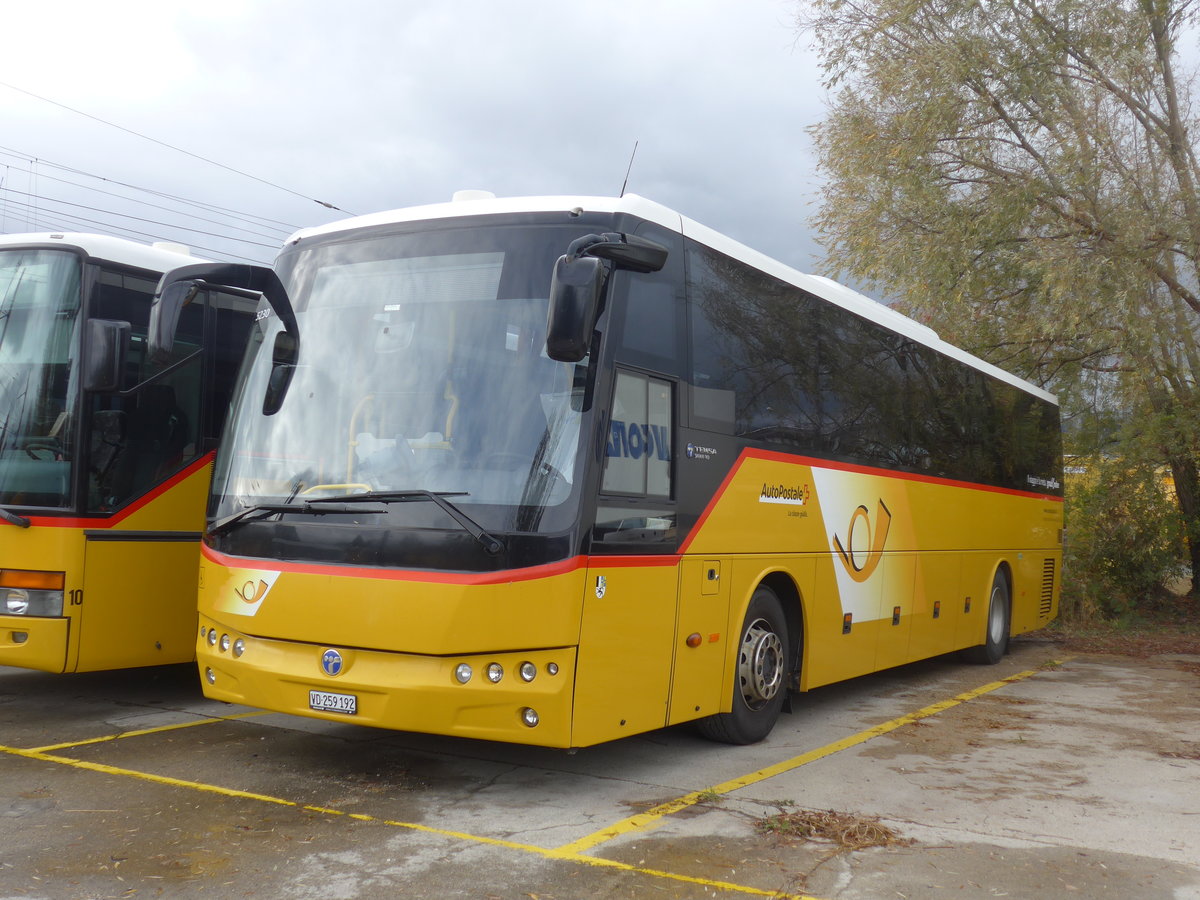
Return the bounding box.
[573,559,677,745]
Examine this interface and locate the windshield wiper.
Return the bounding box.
[208,500,387,537]
[0,506,31,528]
[307,490,505,555]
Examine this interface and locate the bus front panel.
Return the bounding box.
[196,548,588,746]
[0,524,81,673]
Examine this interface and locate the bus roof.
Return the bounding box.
[0,232,203,274]
[287,195,1057,405]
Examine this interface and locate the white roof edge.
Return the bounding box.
[0,231,204,272]
[286,194,683,243]
[286,195,1057,406]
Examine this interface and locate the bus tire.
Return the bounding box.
[698,585,789,745]
[962,570,1010,665]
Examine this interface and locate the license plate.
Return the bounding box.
[309,689,357,715]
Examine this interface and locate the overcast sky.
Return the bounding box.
[0,1,829,277]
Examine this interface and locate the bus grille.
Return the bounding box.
[1040,559,1056,617]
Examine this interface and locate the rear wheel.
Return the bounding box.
[699,585,789,744]
[962,570,1010,665]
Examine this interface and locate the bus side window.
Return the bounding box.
[593,370,677,551]
[685,241,821,444]
[602,371,672,497]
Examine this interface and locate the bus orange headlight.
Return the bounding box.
[1,570,65,617]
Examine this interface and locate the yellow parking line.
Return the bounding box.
[29,710,269,752]
[3,666,1067,898]
[557,662,1067,855]
[0,742,818,899]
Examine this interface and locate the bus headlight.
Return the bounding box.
[519,662,537,682]
[3,588,64,616]
[486,663,504,683]
[0,570,65,617]
[4,590,29,615]
[454,663,473,684]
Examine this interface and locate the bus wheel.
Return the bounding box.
[699,585,789,745]
[962,571,1010,665]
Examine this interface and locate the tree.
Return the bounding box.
[799,0,1200,595]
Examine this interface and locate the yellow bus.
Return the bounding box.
[0,233,255,673]
[153,194,1063,747]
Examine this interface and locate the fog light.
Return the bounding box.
[199,626,207,639]
[547,662,559,676]
[519,662,537,682]
[12,631,28,644]
[206,629,218,647]
[219,634,231,652]
[204,667,216,685]
[454,663,473,684]
[520,707,539,727]
[233,638,245,658]
[4,590,29,615]
[486,663,503,683]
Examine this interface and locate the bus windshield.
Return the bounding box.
[211,225,590,536]
[0,248,82,509]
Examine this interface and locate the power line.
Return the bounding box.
[1,170,289,243]
[0,197,271,264]
[0,80,355,215]
[0,145,305,233]
[0,186,281,250]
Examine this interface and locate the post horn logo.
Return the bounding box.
[833,499,892,583]
[234,579,270,605]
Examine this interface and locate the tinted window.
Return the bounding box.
[685,240,1061,492]
[687,243,820,443]
[87,266,205,512]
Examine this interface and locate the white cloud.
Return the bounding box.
[0,0,825,269]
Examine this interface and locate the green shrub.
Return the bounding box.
[1062,458,1186,620]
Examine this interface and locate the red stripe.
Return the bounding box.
[742,448,1064,500]
[23,453,215,529]
[198,448,1061,582]
[677,452,753,555]
[200,544,682,585]
[201,543,588,585]
[678,448,1062,554]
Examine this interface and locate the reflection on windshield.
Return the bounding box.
[212,239,588,535]
[0,249,81,508]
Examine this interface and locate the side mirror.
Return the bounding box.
[587,234,668,274]
[262,330,298,416]
[83,319,131,393]
[150,262,296,363]
[148,279,200,366]
[546,255,605,362]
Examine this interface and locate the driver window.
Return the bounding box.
[602,370,672,497]
[86,269,204,512]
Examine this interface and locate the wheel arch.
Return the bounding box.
[992,558,1015,635]
[756,569,804,691]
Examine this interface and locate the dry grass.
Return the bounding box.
[755,808,910,851]
[1048,594,1200,657]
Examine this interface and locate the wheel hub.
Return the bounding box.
[739,618,784,709]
